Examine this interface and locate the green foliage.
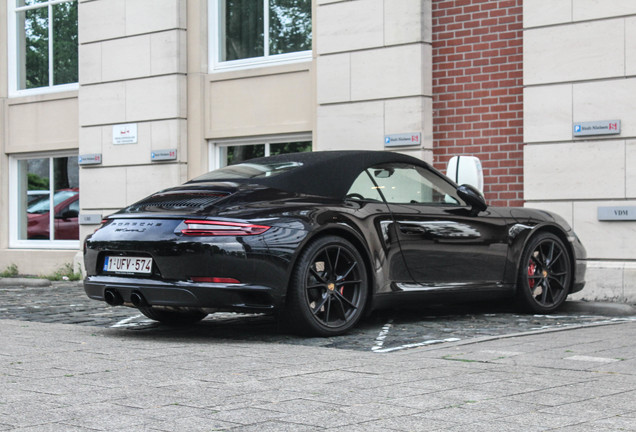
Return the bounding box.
[269,0,312,55]
[0,264,19,278]
[223,0,311,61]
[52,1,78,85]
[23,6,49,88]
[43,263,81,281]
[21,0,77,89]
[27,173,50,190]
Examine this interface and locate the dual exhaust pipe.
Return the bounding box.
[104,288,146,307]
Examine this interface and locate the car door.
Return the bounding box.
[345,168,413,285]
[366,163,510,289]
[54,197,79,240]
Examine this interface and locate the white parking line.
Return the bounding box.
[373,337,461,353]
[371,319,461,353]
[371,320,393,352]
[565,355,620,363]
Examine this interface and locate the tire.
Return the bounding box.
[138,306,208,326]
[516,232,572,313]
[285,236,368,336]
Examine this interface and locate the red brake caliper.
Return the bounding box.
[528,261,536,288]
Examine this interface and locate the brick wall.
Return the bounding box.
[432,0,523,207]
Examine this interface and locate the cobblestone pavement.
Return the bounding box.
[2,280,635,353]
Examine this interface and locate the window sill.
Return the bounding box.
[209,57,313,82]
[9,241,80,250]
[7,84,79,105]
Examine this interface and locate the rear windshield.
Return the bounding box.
[192,161,303,182]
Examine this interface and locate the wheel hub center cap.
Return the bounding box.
[542,270,548,278]
[327,282,336,291]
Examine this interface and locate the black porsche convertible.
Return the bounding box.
[84,151,586,336]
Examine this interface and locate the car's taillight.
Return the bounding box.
[94,219,110,233]
[181,220,270,236]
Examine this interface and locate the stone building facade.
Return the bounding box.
[1,0,634,301]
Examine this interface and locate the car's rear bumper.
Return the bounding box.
[84,275,281,313]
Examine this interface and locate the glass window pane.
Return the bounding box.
[17,156,79,242]
[269,0,312,55]
[16,7,49,90]
[53,156,79,240]
[222,0,264,61]
[20,158,50,240]
[369,164,462,205]
[53,1,78,85]
[222,144,265,166]
[269,141,311,156]
[347,171,383,201]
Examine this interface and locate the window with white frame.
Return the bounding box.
[211,134,312,169]
[9,153,80,249]
[9,0,78,95]
[211,0,312,70]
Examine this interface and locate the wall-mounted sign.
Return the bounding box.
[79,214,103,225]
[384,132,421,147]
[151,149,177,161]
[573,120,620,137]
[113,123,138,144]
[78,154,102,165]
[598,206,636,221]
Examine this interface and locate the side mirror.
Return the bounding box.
[457,184,487,214]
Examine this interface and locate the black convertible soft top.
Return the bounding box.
[191,150,435,199]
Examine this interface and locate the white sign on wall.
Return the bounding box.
[598,206,636,221]
[113,123,138,144]
[384,132,421,147]
[573,120,620,137]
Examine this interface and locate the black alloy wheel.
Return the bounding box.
[286,236,368,336]
[517,232,572,313]
[138,306,208,325]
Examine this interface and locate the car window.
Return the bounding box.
[69,199,79,213]
[364,163,463,205]
[346,171,384,201]
[27,190,78,214]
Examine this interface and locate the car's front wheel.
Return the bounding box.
[138,306,208,325]
[285,236,368,336]
[517,232,572,313]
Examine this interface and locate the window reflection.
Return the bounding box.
[15,0,77,91]
[219,0,311,62]
[17,155,79,241]
[219,141,311,167]
[269,0,312,55]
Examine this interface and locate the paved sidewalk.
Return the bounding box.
[1,319,635,431]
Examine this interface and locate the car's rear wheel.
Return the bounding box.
[516,232,572,313]
[138,306,208,325]
[285,236,368,336]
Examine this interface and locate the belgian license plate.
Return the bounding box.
[103,256,153,274]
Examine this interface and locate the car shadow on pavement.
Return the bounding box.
[100,300,636,353]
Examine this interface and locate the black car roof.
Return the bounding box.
[192,150,433,199]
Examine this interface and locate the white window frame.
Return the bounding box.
[7,0,79,97]
[209,133,312,170]
[208,0,312,72]
[8,152,80,250]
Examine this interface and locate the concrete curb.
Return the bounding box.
[0,277,52,287]
[562,300,636,316]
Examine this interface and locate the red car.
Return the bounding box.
[27,188,79,240]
